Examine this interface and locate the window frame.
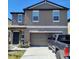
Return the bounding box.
[18,14,23,23]
[21,31,24,38]
[52,10,60,22]
[32,10,39,22]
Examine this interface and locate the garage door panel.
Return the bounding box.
[31,33,48,46]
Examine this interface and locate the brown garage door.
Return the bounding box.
[30,33,48,46]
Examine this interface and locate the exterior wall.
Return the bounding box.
[11,1,68,26]
[10,27,67,46]
[27,28,68,34]
[10,1,68,46]
[24,10,67,26]
[24,29,30,46]
[12,14,24,25]
[29,2,63,9]
[24,28,67,46]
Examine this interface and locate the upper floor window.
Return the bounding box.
[18,14,23,23]
[32,10,39,22]
[52,10,60,22]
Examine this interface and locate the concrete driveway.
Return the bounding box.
[21,47,56,59]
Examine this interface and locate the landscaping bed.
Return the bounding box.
[8,50,25,59]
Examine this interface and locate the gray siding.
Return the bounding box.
[12,14,24,25]
[10,1,68,46]
[26,28,68,34]
[12,2,68,26]
[24,10,67,26]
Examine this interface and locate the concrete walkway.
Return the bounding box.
[21,47,56,59]
[8,44,27,50]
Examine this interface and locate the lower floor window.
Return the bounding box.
[21,35,24,38]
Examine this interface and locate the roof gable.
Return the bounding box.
[24,0,69,10]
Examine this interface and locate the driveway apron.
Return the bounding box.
[21,47,56,59]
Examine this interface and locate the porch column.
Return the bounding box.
[19,29,25,46]
[11,30,13,44]
[25,30,30,46]
[8,30,13,45]
[19,30,22,45]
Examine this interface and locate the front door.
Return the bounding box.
[13,32,19,44]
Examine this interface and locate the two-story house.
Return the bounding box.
[9,0,69,47]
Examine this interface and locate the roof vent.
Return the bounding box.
[44,0,47,3]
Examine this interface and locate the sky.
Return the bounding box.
[8,0,70,19]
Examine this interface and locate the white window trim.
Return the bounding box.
[32,10,39,22]
[53,20,60,22]
[18,21,22,23]
[18,14,23,23]
[26,26,67,28]
[53,10,60,12]
[9,25,68,28]
[32,21,39,22]
[33,10,39,12]
[52,10,60,22]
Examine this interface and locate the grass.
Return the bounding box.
[8,50,25,59]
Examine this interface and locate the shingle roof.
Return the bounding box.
[10,12,24,14]
[23,0,69,11]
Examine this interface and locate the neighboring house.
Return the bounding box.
[68,19,70,34]
[8,18,12,44]
[9,0,69,47]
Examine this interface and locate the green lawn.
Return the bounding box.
[8,50,25,59]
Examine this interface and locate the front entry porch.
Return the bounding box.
[8,26,28,49]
